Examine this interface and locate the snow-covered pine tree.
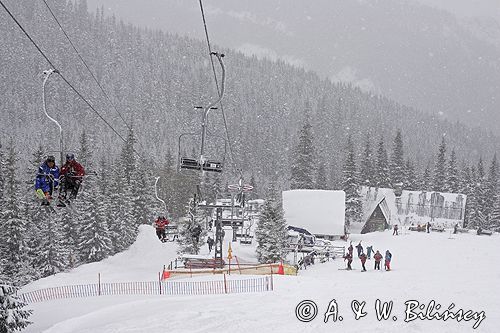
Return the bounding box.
[255,183,289,263]
[177,198,206,255]
[130,160,154,227]
[433,137,447,192]
[404,158,418,191]
[389,129,405,187]
[0,143,32,284]
[342,135,363,231]
[121,127,137,186]
[446,149,460,193]
[77,160,112,263]
[0,140,5,205]
[249,174,258,198]
[489,197,500,232]
[107,162,134,252]
[464,166,477,228]
[290,121,315,189]
[485,154,498,226]
[374,136,390,188]
[315,160,329,190]
[359,135,374,187]
[34,216,67,278]
[0,283,32,332]
[419,163,433,191]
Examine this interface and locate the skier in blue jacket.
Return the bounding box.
[35,155,60,205]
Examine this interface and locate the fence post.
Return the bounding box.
[223,273,228,294]
[271,273,274,291]
[158,272,162,295]
[98,273,101,296]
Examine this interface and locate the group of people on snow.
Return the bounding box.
[35,153,85,207]
[343,241,392,272]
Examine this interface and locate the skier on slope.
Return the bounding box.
[385,250,393,271]
[343,252,353,270]
[374,250,383,270]
[348,241,354,256]
[57,153,85,207]
[359,252,367,272]
[366,245,374,259]
[35,155,60,205]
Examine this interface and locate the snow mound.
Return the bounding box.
[22,225,178,292]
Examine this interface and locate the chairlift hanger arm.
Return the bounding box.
[200,52,225,163]
[42,69,64,166]
[154,177,167,214]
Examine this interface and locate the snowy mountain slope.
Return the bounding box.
[23,228,500,332]
[87,0,500,132]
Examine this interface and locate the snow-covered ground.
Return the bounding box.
[22,226,500,332]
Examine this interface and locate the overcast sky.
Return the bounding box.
[414,0,500,19]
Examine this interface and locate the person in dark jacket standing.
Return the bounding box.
[374,250,383,270]
[207,236,214,253]
[426,222,431,233]
[385,250,393,271]
[35,155,60,205]
[355,241,363,257]
[57,153,85,206]
[359,252,367,271]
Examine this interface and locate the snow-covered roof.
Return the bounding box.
[282,190,345,236]
[360,186,467,227]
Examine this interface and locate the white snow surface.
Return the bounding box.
[282,190,345,235]
[22,224,500,332]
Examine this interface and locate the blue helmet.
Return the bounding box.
[66,153,75,161]
[46,155,56,163]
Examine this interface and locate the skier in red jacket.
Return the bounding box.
[374,250,383,270]
[155,216,169,241]
[359,252,367,271]
[57,153,85,207]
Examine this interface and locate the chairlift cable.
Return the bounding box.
[0,0,142,158]
[41,0,134,134]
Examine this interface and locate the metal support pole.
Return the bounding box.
[42,69,64,166]
[200,52,226,168]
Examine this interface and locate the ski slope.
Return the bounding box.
[22,225,500,333]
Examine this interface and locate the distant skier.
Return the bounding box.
[348,242,354,256]
[207,236,214,253]
[426,222,431,233]
[453,223,458,234]
[35,155,60,205]
[393,224,399,235]
[343,252,353,270]
[57,153,85,207]
[385,250,392,271]
[374,250,383,270]
[359,252,367,272]
[366,245,374,259]
[355,241,363,257]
